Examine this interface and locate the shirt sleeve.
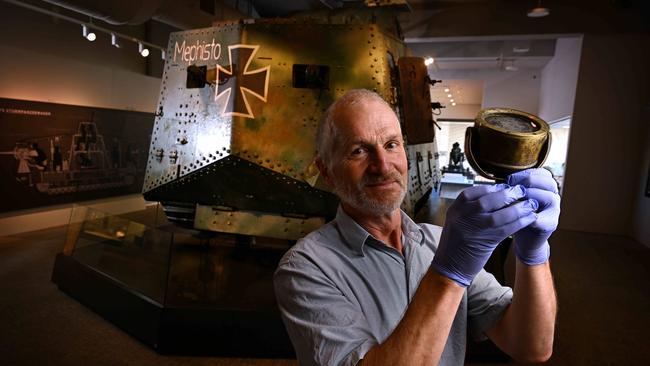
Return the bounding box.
[466,269,513,341]
[274,250,377,366]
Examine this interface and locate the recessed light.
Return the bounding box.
[444,88,450,93]
[447,94,452,98]
[451,102,457,106]
[527,1,550,17]
[527,7,549,17]
[450,99,455,103]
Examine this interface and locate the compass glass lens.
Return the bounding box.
[485,113,538,133]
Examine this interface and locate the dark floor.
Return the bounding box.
[1,196,649,365]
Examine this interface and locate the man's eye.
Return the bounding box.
[351,147,365,156]
[386,141,399,149]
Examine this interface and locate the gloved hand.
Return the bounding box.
[432,184,539,287]
[507,168,561,265]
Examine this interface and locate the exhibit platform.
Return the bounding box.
[51,204,294,357]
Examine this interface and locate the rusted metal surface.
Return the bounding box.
[397,57,435,144]
[194,204,325,240]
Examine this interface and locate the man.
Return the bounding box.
[274,89,559,366]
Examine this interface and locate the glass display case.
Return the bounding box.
[52,204,294,357]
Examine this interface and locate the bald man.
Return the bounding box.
[274,89,558,366]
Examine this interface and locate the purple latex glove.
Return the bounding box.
[507,168,561,265]
[432,184,539,287]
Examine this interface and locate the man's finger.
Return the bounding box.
[496,212,538,238]
[457,183,510,203]
[486,199,538,227]
[525,188,560,211]
[507,169,558,194]
[466,185,527,213]
[528,205,560,232]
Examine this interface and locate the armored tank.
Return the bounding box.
[142,7,441,240]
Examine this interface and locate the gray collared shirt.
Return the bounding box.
[274,206,512,366]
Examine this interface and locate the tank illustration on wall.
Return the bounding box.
[142,7,443,240]
[1,122,138,195]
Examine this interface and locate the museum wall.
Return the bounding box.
[631,108,650,247]
[436,103,481,121]
[538,37,583,123]
[432,68,543,116]
[560,34,650,238]
[481,69,541,114]
[0,45,161,112]
[0,2,165,111]
[0,2,165,235]
[0,195,151,237]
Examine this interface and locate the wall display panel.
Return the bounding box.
[0,98,153,213]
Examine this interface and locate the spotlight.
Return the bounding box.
[138,42,149,57]
[444,88,450,93]
[527,0,550,17]
[504,60,519,71]
[82,25,96,41]
[424,57,434,66]
[111,33,120,48]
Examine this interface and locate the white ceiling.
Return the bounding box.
[412,36,559,110]
[430,79,483,106]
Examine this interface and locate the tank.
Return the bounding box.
[142,7,442,240]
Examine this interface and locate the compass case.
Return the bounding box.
[465,108,550,181]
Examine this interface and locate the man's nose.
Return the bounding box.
[368,149,391,174]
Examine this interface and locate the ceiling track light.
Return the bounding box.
[138,42,150,57]
[4,0,166,61]
[111,33,120,48]
[81,24,95,41]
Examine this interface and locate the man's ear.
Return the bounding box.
[315,156,334,187]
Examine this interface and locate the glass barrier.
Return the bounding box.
[64,204,172,303]
[62,204,288,309]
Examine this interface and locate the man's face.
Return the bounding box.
[323,99,408,217]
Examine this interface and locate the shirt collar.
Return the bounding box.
[335,205,425,256]
[401,211,426,247]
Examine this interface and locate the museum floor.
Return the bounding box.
[1,196,649,366]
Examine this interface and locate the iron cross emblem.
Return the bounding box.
[215,45,270,119]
